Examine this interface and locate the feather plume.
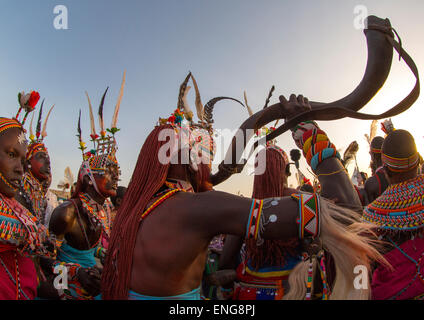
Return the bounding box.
[77,109,82,141]
[41,104,55,139]
[243,91,254,117]
[190,73,204,121]
[263,86,275,109]
[85,91,97,137]
[111,70,126,129]
[342,141,359,167]
[36,99,44,138]
[29,111,35,139]
[98,87,109,135]
[369,120,377,143]
[381,118,395,136]
[64,166,74,186]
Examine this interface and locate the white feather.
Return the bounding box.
[111,70,126,129]
[41,105,55,139]
[85,91,97,136]
[243,91,254,117]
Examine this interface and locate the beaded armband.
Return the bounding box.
[291,192,320,239]
[245,199,265,244]
[292,122,341,173]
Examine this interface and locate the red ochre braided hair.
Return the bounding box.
[101,124,212,299]
[246,147,299,270]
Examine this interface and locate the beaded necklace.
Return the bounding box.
[79,193,111,238]
[140,180,192,221]
[21,171,46,222]
[363,175,424,232]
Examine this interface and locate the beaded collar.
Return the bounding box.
[79,193,112,238]
[363,175,424,231]
[0,193,54,257]
[21,171,46,222]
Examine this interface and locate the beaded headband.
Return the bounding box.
[381,151,420,173]
[0,118,23,135]
[371,147,382,154]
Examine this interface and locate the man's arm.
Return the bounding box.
[181,191,299,241]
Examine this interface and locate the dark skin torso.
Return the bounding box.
[130,190,299,296]
[49,199,102,250]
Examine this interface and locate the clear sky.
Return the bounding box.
[1,0,424,196]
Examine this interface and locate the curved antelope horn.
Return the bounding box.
[177,72,192,112]
[190,73,204,121]
[203,97,245,125]
[265,15,419,142]
[211,15,420,185]
[41,104,55,139]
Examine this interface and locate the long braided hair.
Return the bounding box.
[102,124,174,299]
[101,124,213,299]
[246,147,299,269]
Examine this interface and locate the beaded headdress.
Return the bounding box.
[26,99,55,160]
[158,72,244,169]
[76,71,125,191]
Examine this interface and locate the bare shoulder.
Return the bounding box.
[49,200,77,234]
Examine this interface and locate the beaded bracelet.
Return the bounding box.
[306,141,336,166]
[303,132,329,156]
[310,148,341,172]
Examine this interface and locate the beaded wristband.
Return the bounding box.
[306,141,336,166]
[291,192,320,239]
[310,148,341,172]
[303,132,329,155]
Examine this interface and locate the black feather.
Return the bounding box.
[263,86,275,109]
[77,109,82,138]
[36,99,44,138]
[98,87,109,119]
